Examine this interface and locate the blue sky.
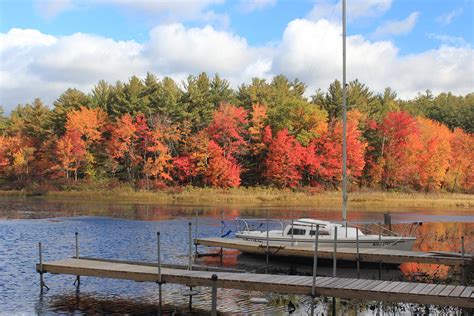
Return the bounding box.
[0,0,473,111]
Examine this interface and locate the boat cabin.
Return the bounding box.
[283,219,362,238]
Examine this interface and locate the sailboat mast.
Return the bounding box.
[342,0,348,227]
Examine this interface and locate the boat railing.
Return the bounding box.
[236,217,285,234]
[354,221,421,238]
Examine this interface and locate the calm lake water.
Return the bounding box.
[0,197,473,315]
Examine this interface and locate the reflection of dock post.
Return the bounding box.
[461,236,465,285]
[157,232,163,315]
[310,225,319,316]
[211,274,218,316]
[356,227,360,279]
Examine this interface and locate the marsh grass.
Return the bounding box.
[1,186,472,210]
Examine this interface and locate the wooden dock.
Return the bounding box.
[195,237,472,266]
[37,258,473,308]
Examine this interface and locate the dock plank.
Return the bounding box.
[448,286,465,297]
[439,285,456,297]
[37,258,474,309]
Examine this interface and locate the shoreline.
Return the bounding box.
[0,188,473,210]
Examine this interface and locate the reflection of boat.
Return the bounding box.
[235,218,417,251]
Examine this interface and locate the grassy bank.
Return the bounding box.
[1,187,473,210]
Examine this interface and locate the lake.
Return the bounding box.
[0,196,473,315]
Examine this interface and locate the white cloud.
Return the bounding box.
[34,0,74,19]
[0,26,272,110]
[0,29,148,109]
[238,0,277,13]
[274,18,473,98]
[146,23,271,78]
[436,8,463,26]
[1,19,473,112]
[372,11,419,38]
[308,0,392,22]
[428,34,469,47]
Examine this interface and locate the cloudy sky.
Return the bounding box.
[0,0,473,112]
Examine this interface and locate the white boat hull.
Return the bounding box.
[235,232,416,251]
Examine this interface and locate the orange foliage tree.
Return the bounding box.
[304,110,367,187]
[107,114,139,180]
[55,129,87,180]
[409,117,452,191]
[444,128,474,192]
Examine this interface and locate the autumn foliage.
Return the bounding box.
[1,100,473,192]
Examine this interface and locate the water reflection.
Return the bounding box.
[0,197,472,315]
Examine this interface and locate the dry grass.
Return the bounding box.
[1,187,472,210]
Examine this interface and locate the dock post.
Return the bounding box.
[220,210,224,263]
[157,232,163,315]
[356,227,360,279]
[211,274,218,316]
[188,222,193,271]
[378,224,382,280]
[332,226,337,316]
[333,226,337,277]
[310,225,320,316]
[74,232,80,287]
[195,210,198,256]
[291,210,294,246]
[384,213,392,232]
[75,232,79,258]
[266,209,269,274]
[461,236,465,285]
[38,242,49,291]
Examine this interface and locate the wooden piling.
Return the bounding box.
[74,232,80,287]
[188,222,193,271]
[211,274,218,316]
[157,232,162,315]
[356,227,360,279]
[310,225,319,316]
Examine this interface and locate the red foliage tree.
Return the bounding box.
[378,111,419,188]
[206,103,248,159]
[265,129,303,188]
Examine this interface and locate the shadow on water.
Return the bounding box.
[1,196,473,315]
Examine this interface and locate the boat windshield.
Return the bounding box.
[310,229,330,236]
[287,228,306,235]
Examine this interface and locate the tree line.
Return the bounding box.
[0,73,472,193]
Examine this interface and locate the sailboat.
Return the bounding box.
[235,0,417,251]
[235,218,417,251]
